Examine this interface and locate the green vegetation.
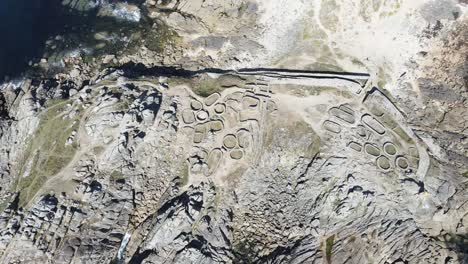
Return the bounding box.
[179,162,189,186]
[462,171,468,178]
[42,13,181,77]
[379,114,398,129]
[110,170,125,181]
[167,76,189,87]
[377,66,391,89]
[15,99,81,207]
[368,105,386,117]
[302,28,312,40]
[144,21,180,52]
[187,74,246,97]
[325,235,335,264]
[392,127,414,144]
[191,76,223,97]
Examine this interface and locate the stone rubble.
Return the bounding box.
[0,0,466,263]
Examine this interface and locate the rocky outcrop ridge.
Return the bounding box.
[0,65,465,263]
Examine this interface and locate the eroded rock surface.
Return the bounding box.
[0,0,466,263]
[0,67,465,263]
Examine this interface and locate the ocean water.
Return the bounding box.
[0,0,145,80]
[0,0,65,78]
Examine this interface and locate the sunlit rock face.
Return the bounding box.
[62,0,142,22]
[0,0,466,263]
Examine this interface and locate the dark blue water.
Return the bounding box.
[0,0,65,78]
[0,0,146,80]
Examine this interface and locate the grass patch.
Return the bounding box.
[179,162,189,186]
[368,105,386,117]
[462,171,468,178]
[393,127,414,144]
[325,235,335,264]
[110,170,125,181]
[143,21,180,52]
[377,66,391,89]
[303,28,312,40]
[15,99,81,207]
[190,74,246,97]
[378,114,398,129]
[167,76,190,87]
[191,75,223,97]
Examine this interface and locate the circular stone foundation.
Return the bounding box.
[377,155,391,170]
[223,134,237,149]
[209,120,224,132]
[236,129,250,148]
[384,142,397,155]
[365,143,381,156]
[214,103,226,114]
[191,100,203,111]
[230,149,243,160]
[196,110,209,121]
[182,110,196,124]
[356,125,367,137]
[204,93,220,106]
[396,156,409,169]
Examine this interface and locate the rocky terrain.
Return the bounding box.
[0,0,467,263]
